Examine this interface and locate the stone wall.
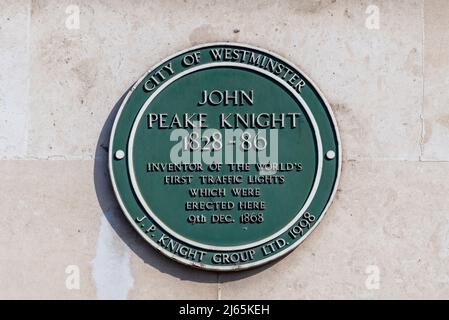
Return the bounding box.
[1,0,448,299]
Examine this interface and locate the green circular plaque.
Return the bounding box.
[109,43,341,271]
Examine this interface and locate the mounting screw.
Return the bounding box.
[326,150,336,160]
[115,150,125,160]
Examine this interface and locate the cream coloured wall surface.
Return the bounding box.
[1,0,448,299]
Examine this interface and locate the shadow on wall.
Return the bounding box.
[93,90,283,284]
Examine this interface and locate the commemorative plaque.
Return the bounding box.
[109,43,341,271]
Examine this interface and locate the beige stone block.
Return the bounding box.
[422,0,449,160]
[0,160,217,299]
[0,0,30,158]
[290,0,423,162]
[219,160,449,299]
[0,160,98,299]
